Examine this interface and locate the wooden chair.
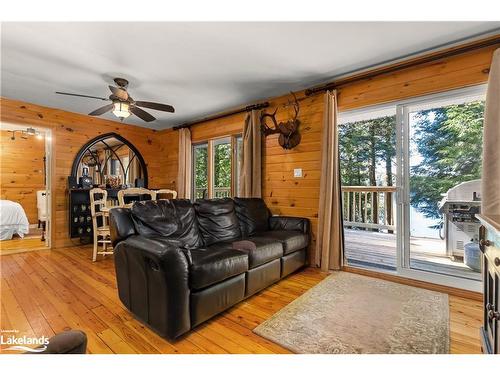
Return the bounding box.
[117,188,157,207]
[89,188,112,262]
[155,189,178,199]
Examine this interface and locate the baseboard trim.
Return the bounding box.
[341,265,483,301]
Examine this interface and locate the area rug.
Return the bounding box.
[253,272,449,354]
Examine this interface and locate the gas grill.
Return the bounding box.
[438,179,482,259]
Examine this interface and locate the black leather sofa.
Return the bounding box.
[109,197,310,340]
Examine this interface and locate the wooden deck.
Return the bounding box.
[0,245,483,353]
[344,229,481,280]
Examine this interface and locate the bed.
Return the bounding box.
[0,200,30,240]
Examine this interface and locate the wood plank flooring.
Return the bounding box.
[0,237,48,256]
[0,246,483,354]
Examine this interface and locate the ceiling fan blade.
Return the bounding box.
[130,106,156,122]
[55,91,109,101]
[135,101,175,113]
[108,85,128,101]
[88,104,114,116]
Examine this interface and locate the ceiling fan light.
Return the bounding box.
[112,102,130,119]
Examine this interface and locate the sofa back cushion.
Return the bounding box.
[194,198,241,246]
[131,200,203,249]
[234,197,270,237]
[170,199,204,249]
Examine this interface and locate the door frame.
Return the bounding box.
[0,122,53,249]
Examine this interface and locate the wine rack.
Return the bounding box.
[69,189,93,239]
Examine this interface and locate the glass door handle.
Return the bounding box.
[480,239,491,247]
[487,309,500,320]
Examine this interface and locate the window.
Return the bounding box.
[192,135,242,200]
[193,143,208,199]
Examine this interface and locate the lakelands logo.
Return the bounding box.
[1,330,49,353]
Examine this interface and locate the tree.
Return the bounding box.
[410,101,484,219]
[214,143,231,189]
[339,115,396,227]
[194,146,208,198]
[339,115,396,187]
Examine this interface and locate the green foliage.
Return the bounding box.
[339,115,396,186]
[194,146,208,197]
[214,143,231,188]
[193,142,232,198]
[410,101,484,218]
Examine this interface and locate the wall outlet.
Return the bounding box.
[294,168,303,178]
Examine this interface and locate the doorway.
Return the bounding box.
[339,85,486,291]
[0,123,52,254]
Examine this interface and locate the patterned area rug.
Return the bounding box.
[254,272,449,354]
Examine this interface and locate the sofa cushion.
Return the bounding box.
[170,200,204,249]
[194,198,241,246]
[131,200,178,237]
[255,230,309,254]
[189,244,248,290]
[232,238,283,268]
[131,200,203,249]
[234,198,270,237]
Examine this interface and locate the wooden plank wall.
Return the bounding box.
[0,130,46,223]
[336,45,496,110]
[0,98,173,248]
[0,43,497,255]
[160,44,499,266]
[160,128,179,189]
[164,93,324,265]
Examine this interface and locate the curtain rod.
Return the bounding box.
[173,102,270,130]
[304,33,500,96]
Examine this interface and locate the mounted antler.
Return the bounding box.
[260,107,280,136]
[260,92,302,150]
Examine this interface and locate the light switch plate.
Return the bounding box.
[294,168,303,178]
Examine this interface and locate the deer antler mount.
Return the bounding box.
[260,93,301,150]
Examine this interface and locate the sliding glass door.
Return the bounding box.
[399,86,486,286]
[340,85,486,291]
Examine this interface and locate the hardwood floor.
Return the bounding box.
[0,246,483,354]
[0,237,48,255]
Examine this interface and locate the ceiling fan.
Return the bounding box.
[55,78,175,122]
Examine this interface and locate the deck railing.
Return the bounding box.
[194,187,231,199]
[214,187,231,198]
[341,186,396,232]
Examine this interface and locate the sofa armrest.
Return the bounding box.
[269,216,310,234]
[113,235,191,339]
[109,207,136,247]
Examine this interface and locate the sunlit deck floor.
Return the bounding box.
[344,229,481,280]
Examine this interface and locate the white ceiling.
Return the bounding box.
[1,22,499,129]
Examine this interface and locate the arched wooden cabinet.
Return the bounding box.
[68,133,148,240]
